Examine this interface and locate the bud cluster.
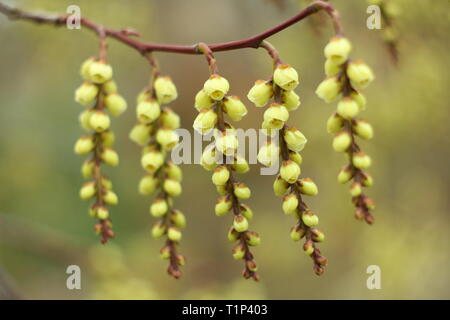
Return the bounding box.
[316,36,375,224]
[250,61,327,275]
[194,74,259,280]
[74,57,127,243]
[130,73,186,278]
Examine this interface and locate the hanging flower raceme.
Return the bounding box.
[249,50,327,275]
[194,67,260,280]
[129,70,186,279]
[316,36,375,224]
[74,57,127,243]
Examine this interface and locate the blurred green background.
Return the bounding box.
[0,0,448,299]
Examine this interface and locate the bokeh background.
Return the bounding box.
[0,0,448,299]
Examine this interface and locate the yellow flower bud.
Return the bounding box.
[362,172,374,187]
[80,57,95,80]
[337,97,359,119]
[347,61,375,89]
[263,103,289,129]
[233,215,249,232]
[165,162,183,181]
[247,80,273,107]
[273,64,299,91]
[350,182,362,197]
[288,151,303,165]
[203,74,230,101]
[240,204,253,220]
[104,93,127,117]
[151,222,166,239]
[282,193,299,215]
[284,127,307,152]
[100,130,115,147]
[216,185,227,196]
[302,211,319,227]
[161,107,180,129]
[79,182,96,200]
[101,148,119,166]
[351,91,366,111]
[324,58,341,76]
[231,155,249,174]
[88,61,113,84]
[78,109,94,131]
[74,136,95,155]
[103,80,118,94]
[257,142,280,167]
[327,113,344,134]
[233,182,251,200]
[299,178,318,196]
[352,152,372,169]
[215,132,239,156]
[200,145,218,171]
[273,175,289,196]
[212,166,230,186]
[150,199,168,217]
[332,131,352,152]
[223,96,248,121]
[156,128,179,150]
[280,160,301,184]
[353,119,374,140]
[137,98,161,124]
[215,196,232,216]
[81,160,95,179]
[163,179,182,197]
[246,231,261,246]
[232,243,246,260]
[141,150,164,173]
[337,165,353,184]
[167,227,182,242]
[139,174,159,195]
[193,109,218,134]
[75,82,99,106]
[171,209,186,228]
[129,123,151,146]
[311,229,325,242]
[89,110,110,132]
[97,206,109,220]
[104,190,119,205]
[290,225,305,241]
[154,76,178,104]
[282,90,301,111]
[315,77,341,103]
[324,36,352,64]
[160,246,171,259]
[303,240,315,256]
[228,227,240,242]
[102,178,113,190]
[136,89,151,104]
[194,89,215,111]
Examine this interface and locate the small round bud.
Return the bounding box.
[327,113,344,134]
[74,136,95,155]
[337,165,353,184]
[351,91,366,111]
[101,148,119,166]
[203,75,230,101]
[79,109,94,131]
[282,193,299,215]
[223,96,248,121]
[273,64,299,91]
[137,98,161,124]
[104,190,119,205]
[263,103,289,129]
[288,151,303,165]
[165,162,183,181]
[154,76,178,104]
[337,97,359,119]
[96,206,109,220]
[88,61,113,84]
[79,182,96,200]
[171,209,186,228]
[102,178,113,190]
[246,231,261,246]
[216,185,227,196]
[332,131,352,152]
[89,110,110,132]
[280,160,301,184]
[257,142,280,167]
[284,127,307,152]
[193,109,218,134]
[232,243,246,260]
[231,155,249,174]
[315,77,341,103]
[240,204,253,220]
[233,215,249,232]
[80,57,95,80]
[160,246,171,259]
[215,132,239,156]
[303,240,315,256]
[347,61,374,89]
[215,196,232,216]
[129,123,151,146]
[156,128,179,150]
[103,80,118,94]
[104,93,127,117]
[136,90,151,104]
[362,172,374,187]
[194,89,215,110]
[350,182,362,197]
[228,227,240,242]
[233,183,251,200]
[311,229,325,242]
[139,174,159,195]
[302,211,319,227]
[212,166,230,186]
[167,227,182,242]
[81,160,95,179]
[290,225,306,241]
[324,58,341,76]
[100,130,115,147]
[150,199,168,217]
[75,82,99,106]
[247,80,273,107]
[282,90,301,111]
[141,150,164,173]
[324,36,352,64]
[352,152,372,169]
[200,145,218,171]
[160,108,180,129]
[163,179,182,197]
[298,178,318,196]
[353,120,374,140]
[151,222,166,239]
[273,176,289,196]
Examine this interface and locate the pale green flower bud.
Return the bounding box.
[332,131,352,152]
[129,123,151,146]
[261,121,277,136]
[282,193,299,215]
[303,240,315,256]
[100,130,115,147]
[203,74,230,101]
[104,190,119,205]
[89,110,110,132]
[311,228,325,242]
[139,174,159,195]
[101,148,119,166]
[247,80,273,107]
[228,227,240,242]
[141,150,164,173]
[273,176,289,196]
[280,160,301,184]
[231,155,249,174]
[233,215,249,232]
[78,109,94,131]
[216,185,227,196]
[233,183,251,200]
[212,166,230,186]
[167,227,182,242]
[79,182,96,200]
[80,57,95,80]
[257,142,279,167]
[315,77,341,103]
[282,90,301,111]
[156,128,179,150]
[165,162,183,181]
[273,64,299,91]
[246,231,261,246]
[288,151,303,165]
[74,136,94,155]
[240,204,253,220]
[350,182,362,197]
[302,211,319,227]
[104,93,127,117]
[215,196,232,216]
[232,243,246,260]
[75,82,99,106]
[137,98,161,124]
[161,107,180,129]
[327,113,344,134]
[324,58,341,76]
[290,225,306,241]
[352,152,372,169]
[347,61,375,89]
[215,132,239,156]
[81,160,95,179]
[163,179,182,197]
[194,89,215,111]
[97,206,109,220]
[337,97,359,119]
[223,96,248,121]
[103,80,118,94]
[362,172,373,187]
[337,165,353,184]
[353,120,374,140]
[200,145,218,171]
[150,198,168,217]
[136,89,151,104]
[299,178,318,196]
[263,103,289,129]
[171,209,186,228]
[351,91,366,111]
[88,61,113,84]
[151,222,166,239]
[102,178,113,190]
[324,36,352,64]
[154,76,178,104]
[160,246,171,259]
[193,109,218,134]
[284,127,307,152]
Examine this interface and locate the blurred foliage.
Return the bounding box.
[0,0,449,299]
